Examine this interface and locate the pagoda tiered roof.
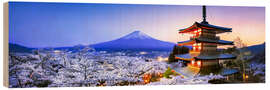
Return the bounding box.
[177,38,234,46]
[196,38,233,45]
[175,53,236,61]
[175,53,194,61]
[195,53,236,60]
[179,22,232,34]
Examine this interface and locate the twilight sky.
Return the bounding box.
[9,2,265,48]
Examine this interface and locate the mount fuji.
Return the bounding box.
[90,31,175,51]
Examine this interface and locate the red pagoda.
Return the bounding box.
[175,6,236,74]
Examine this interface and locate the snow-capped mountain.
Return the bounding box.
[121,31,153,40]
[91,31,175,51]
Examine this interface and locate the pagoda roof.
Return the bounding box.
[195,53,237,60]
[179,22,232,33]
[175,53,236,61]
[175,54,194,61]
[178,38,234,45]
[177,40,195,46]
[196,38,234,45]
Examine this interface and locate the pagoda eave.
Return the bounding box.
[195,54,237,60]
[179,23,198,33]
[175,53,194,61]
[177,39,234,46]
[177,40,195,46]
[197,22,232,31]
[195,39,234,45]
[175,53,237,61]
[179,22,232,34]
[175,57,193,61]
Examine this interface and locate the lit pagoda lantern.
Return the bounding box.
[175,6,236,74]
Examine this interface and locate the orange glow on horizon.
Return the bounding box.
[149,7,265,47]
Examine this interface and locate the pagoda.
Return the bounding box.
[175,6,236,74]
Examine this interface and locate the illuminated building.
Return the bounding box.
[175,6,236,74]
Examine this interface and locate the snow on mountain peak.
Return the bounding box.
[121,31,153,39]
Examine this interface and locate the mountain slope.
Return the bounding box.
[247,42,265,55]
[9,43,34,53]
[91,31,175,51]
[247,43,265,64]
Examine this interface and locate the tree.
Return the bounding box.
[234,37,247,48]
[227,37,251,82]
[223,46,237,54]
[71,47,95,80]
[168,45,189,63]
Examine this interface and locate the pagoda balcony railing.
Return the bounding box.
[190,36,220,41]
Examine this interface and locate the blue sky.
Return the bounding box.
[9,2,265,48]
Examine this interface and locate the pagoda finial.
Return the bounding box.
[202,5,208,24]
